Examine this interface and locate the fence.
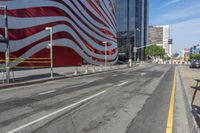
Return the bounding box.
[0,57,51,83]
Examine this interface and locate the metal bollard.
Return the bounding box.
[2,71,5,84]
[73,67,78,75]
[12,69,15,83]
[100,65,103,71]
[84,66,89,74]
[92,66,96,73]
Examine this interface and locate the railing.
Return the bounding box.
[0,58,51,84]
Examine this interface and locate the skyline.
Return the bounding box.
[149,0,200,53]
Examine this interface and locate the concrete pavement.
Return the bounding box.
[0,64,173,133]
[0,64,128,89]
[126,65,174,133]
[0,64,195,133]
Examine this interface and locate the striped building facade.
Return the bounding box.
[0,0,118,68]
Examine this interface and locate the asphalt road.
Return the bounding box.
[0,64,174,133]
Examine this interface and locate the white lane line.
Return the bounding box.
[112,74,118,76]
[140,72,146,76]
[38,90,56,95]
[7,90,106,133]
[117,81,129,87]
[86,80,95,83]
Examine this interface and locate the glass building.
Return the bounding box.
[114,0,149,60]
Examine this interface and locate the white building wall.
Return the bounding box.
[156,25,170,56]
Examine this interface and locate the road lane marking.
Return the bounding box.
[38,90,56,95]
[112,74,118,76]
[117,81,129,87]
[87,80,95,83]
[140,72,146,76]
[166,68,176,133]
[7,90,106,133]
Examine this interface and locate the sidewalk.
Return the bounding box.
[178,65,200,132]
[0,64,129,88]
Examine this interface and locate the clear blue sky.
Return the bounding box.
[149,0,200,53]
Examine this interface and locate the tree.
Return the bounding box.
[145,44,165,58]
[162,54,171,61]
[189,54,200,60]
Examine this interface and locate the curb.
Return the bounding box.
[0,65,137,90]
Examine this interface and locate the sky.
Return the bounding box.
[149,0,200,53]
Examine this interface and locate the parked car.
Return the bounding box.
[190,60,200,68]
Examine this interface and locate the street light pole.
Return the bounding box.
[45,27,53,78]
[134,29,137,66]
[103,41,107,70]
[127,0,132,67]
[134,28,141,65]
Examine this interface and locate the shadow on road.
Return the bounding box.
[13,73,64,82]
[191,79,200,128]
[191,105,200,128]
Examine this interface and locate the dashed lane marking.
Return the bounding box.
[38,90,56,95]
[140,72,146,76]
[117,81,129,87]
[86,80,95,83]
[7,90,106,133]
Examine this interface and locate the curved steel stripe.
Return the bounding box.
[1,24,116,52]
[90,0,116,32]
[4,6,116,37]
[4,22,116,48]
[0,0,115,34]
[99,0,116,30]
[4,17,116,43]
[0,0,117,66]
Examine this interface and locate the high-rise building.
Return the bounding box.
[148,26,163,45]
[114,0,149,60]
[148,25,172,57]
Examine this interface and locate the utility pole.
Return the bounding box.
[45,27,53,78]
[127,0,132,67]
[103,41,107,70]
[4,6,10,84]
[134,28,141,65]
[134,29,137,65]
[1,5,10,84]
